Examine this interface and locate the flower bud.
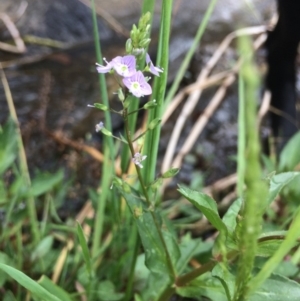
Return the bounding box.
[118,88,125,101]
[123,97,131,109]
[94,103,108,111]
[162,168,180,178]
[112,177,123,188]
[132,48,144,56]
[125,38,133,54]
[148,118,161,130]
[101,128,112,137]
[140,38,151,48]
[150,178,163,192]
[143,100,157,109]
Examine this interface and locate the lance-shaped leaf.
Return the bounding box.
[0,263,61,301]
[115,183,180,276]
[178,185,227,234]
[267,172,300,205]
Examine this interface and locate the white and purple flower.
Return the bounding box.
[122,71,152,97]
[95,121,104,132]
[96,58,113,74]
[96,55,137,77]
[132,152,147,168]
[111,55,136,77]
[146,53,163,76]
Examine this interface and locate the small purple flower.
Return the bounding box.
[123,71,152,97]
[95,121,104,132]
[96,58,113,73]
[132,152,147,168]
[96,55,137,77]
[146,53,163,76]
[111,55,136,77]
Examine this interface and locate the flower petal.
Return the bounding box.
[132,152,147,168]
[112,55,137,77]
[146,53,163,76]
[96,58,113,73]
[123,71,152,97]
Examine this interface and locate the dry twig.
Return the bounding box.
[0,12,26,53]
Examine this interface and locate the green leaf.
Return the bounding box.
[175,234,213,275]
[212,264,234,301]
[222,198,243,233]
[249,273,300,301]
[178,185,227,234]
[267,172,300,205]
[76,221,92,276]
[97,280,124,301]
[176,272,228,301]
[3,291,17,301]
[0,252,12,287]
[249,207,300,293]
[134,294,144,301]
[38,275,74,301]
[31,235,54,261]
[116,185,180,276]
[31,170,64,197]
[141,272,171,301]
[256,240,283,257]
[257,230,287,248]
[176,235,202,274]
[274,260,298,278]
[279,131,300,171]
[0,119,17,174]
[0,263,62,301]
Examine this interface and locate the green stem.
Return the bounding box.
[132,129,150,142]
[158,250,239,301]
[142,0,173,185]
[90,0,115,258]
[123,225,140,301]
[237,74,246,197]
[120,0,156,173]
[0,65,40,245]
[124,109,176,278]
[233,37,268,301]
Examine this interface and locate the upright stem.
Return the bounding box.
[233,37,268,301]
[142,0,173,185]
[237,75,246,197]
[90,0,115,258]
[123,109,176,278]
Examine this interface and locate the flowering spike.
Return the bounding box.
[123,71,152,97]
[132,152,147,168]
[146,53,163,76]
